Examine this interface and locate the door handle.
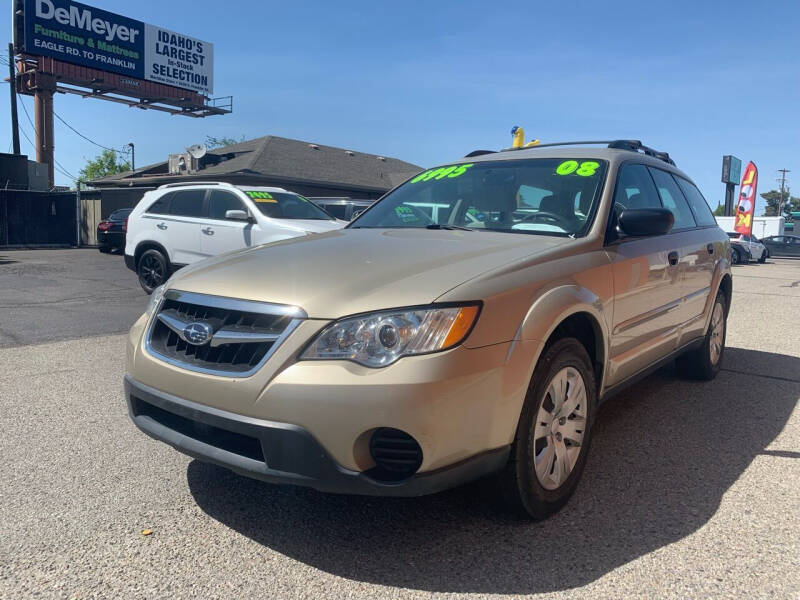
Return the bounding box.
[668,251,679,266]
[707,243,714,254]
[201,227,214,235]
[156,222,167,230]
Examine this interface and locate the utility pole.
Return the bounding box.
[7,43,21,155]
[127,142,135,173]
[777,169,790,218]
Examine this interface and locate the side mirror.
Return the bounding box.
[618,208,674,237]
[225,209,250,222]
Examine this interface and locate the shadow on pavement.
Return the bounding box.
[188,347,798,595]
[0,256,19,265]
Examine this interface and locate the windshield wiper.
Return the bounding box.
[425,224,474,231]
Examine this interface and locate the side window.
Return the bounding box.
[771,236,784,243]
[168,189,206,218]
[649,168,697,230]
[324,204,349,220]
[613,164,662,212]
[146,192,172,215]
[208,190,246,220]
[675,177,717,226]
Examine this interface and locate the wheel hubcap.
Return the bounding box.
[709,303,725,365]
[140,256,164,288]
[534,366,587,490]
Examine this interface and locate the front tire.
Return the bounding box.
[731,248,742,265]
[758,250,767,263]
[137,249,168,295]
[677,292,727,380]
[499,338,597,520]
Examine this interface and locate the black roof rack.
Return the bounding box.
[465,139,675,166]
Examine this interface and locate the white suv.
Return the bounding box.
[726,232,767,264]
[124,182,344,293]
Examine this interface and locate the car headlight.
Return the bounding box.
[145,284,166,318]
[301,304,481,367]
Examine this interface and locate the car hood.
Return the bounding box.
[167,228,569,318]
[269,219,344,235]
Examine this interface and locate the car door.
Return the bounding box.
[604,163,685,387]
[649,169,710,340]
[201,190,259,258]
[787,236,800,257]
[763,236,782,256]
[162,188,208,265]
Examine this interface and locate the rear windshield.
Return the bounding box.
[350,158,607,237]
[243,191,334,220]
[109,209,132,220]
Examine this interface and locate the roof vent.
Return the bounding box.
[309,144,319,150]
[376,156,386,161]
[345,150,354,156]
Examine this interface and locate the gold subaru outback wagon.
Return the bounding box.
[125,140,732,519]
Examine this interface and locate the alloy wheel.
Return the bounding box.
[533,366,587,490]
[140,255,165,289]
[709,302,725,365]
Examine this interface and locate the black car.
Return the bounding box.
[97,208,133,253]
[308,197,373,221]
[762,235,800,257]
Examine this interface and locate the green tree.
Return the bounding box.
[78,149,130,186]
[713,203,725,216]
[205,135,246,149]
[760,189,800,217]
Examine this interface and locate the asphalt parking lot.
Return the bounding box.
[1,249,798,599]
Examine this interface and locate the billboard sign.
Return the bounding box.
[23,0,213,94]
[721,155,742,185]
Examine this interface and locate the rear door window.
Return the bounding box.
[675,177,717,227]
[649,168,697,230]
[168,189,207,218]
[208,190,246,220]
[146,193,172,215]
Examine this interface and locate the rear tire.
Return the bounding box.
[758,251,766,263]
[498,338,597,520]
[137,249,168,295]
[677,292,727,380]
[98,245,112,254]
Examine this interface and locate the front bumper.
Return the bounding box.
[125,375,510,496]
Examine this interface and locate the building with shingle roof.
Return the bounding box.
[89,135,423,200]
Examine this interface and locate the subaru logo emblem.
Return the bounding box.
[182,322,213,346]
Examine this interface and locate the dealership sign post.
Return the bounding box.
[721,155,742,216]
[12,0,228,188]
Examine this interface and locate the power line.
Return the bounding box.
[53,110,128,154]
[18,98,79,183]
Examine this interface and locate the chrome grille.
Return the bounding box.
[146,290,305,376]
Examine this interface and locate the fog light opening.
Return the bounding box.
[367,427,423,482]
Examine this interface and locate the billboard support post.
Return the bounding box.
[724,183,735,216]
[33,73,56,189]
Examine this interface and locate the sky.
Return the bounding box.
[2,0,798,215]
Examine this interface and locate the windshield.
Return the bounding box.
[350,158,607,236]
[243,191,334,220]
